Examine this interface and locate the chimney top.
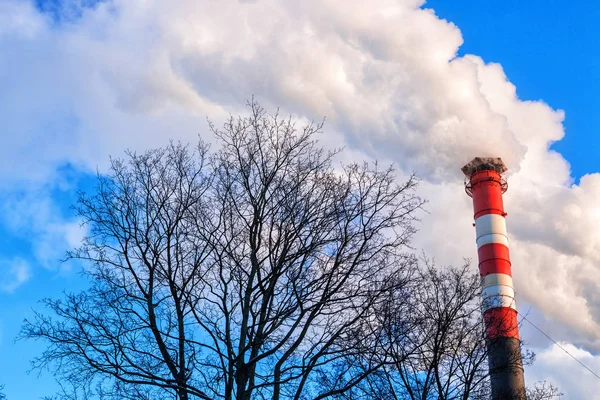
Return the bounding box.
[461,157,507,177]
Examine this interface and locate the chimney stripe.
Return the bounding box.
[476,233,510,248]
[483,307,520,339]
[482,285,517,311]
[481,273,514,288]
[475,214,508,239]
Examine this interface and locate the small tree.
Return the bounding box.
[335,261,489,400]
[383,262,490,400]
[333,261,562,400]
[21,101,424,400]
[527,381,562,400]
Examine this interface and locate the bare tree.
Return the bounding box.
[336,261,489,400]
[526,381,562,400]
[336,260,562,400]
[21,101,423,400]
[387,262,490,400]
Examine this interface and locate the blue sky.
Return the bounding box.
[2,0,600,398]
[0,166,94,398]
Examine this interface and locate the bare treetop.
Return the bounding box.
[461,157,507,177]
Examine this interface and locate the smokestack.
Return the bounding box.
[462,157,525,399]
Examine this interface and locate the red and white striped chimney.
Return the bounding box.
[462,157,525,399]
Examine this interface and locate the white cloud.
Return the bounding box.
[0,185,87,272]
[1,0,600,393]
[526,342,600,398]
[0,258,31,293]
[0,1,43,38]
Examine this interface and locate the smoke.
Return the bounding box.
[2,0,600,376]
